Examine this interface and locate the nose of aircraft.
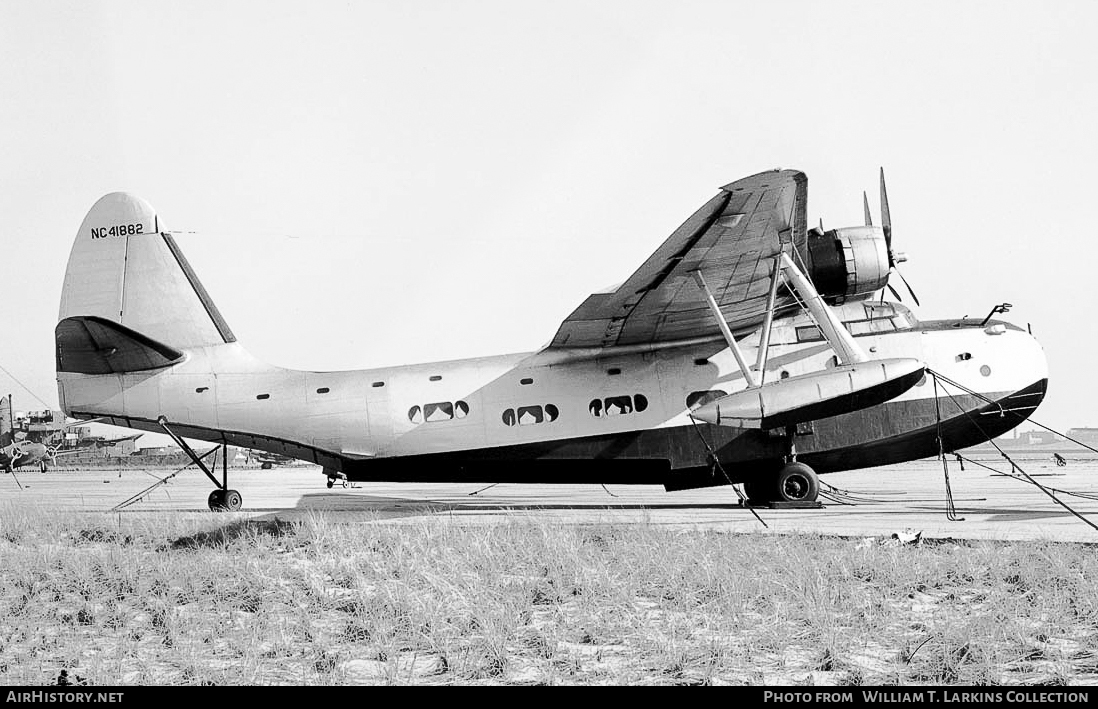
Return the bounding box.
[987,324,1049,421]
[1019,325,1049,390]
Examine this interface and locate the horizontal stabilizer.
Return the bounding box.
[56,316,185,374]
[692,358,925,429]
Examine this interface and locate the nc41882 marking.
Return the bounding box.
[90,223,143,239]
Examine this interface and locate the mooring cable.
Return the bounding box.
[953,452,1098,501]
[928,369,1098,457]
[687,413,768,528]
[927,368,1098,534]
[931,372,965,521]
[111,447,219,511]
[0,363,53,410]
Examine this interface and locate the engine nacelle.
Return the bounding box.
[807,226,890,301]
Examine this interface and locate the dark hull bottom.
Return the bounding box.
[342,379,1048,489]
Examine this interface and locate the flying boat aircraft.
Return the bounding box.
[54,169,1047,510]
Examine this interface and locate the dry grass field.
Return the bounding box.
[0,505,1096,686]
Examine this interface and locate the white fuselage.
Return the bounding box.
[57,302,1048,469]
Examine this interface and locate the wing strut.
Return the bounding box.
[777,252,868,364]
[752,257,783,383]
[691,271,759,388]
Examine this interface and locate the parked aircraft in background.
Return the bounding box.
[249,450,296,470]
[1,395,52,473]
[0,394,137,473]
[55,169,1046,510]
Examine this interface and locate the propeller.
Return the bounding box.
[876,168,920,306]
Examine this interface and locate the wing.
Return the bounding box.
[549,169,808,349]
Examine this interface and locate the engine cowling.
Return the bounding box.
[807,226,890,302]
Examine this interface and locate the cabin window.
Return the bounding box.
[256,394,270,400]
[372,381,385,388]
[849,319,896,336]
[518,405,544,425]
[693,358,709,366]
[520,377,533,385]
[429,375,442,382]
[957,352,973,361]
[824,355,839,369]
[411,400,470,424]
[607,368,622,376]
[605,396,632,416]
[686,390,727,410]
[316,387,330,394]
[503,403,560,427]
[195,387,208,393]
[590,395,647,417]
[424,401,454,422]
[796,326,824,343]
[780,371,791,380]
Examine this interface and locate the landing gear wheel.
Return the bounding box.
[775,462,819,503]
[326,478,334,489]
[222,489,243,511]
[207,489,243,512]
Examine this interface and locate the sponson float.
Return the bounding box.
[55,169,1048,510]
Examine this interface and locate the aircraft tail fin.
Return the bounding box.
[0,395,11,448]
[57,193,236,373]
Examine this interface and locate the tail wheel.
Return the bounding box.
[775,462,819,502]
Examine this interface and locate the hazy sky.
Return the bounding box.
[1,1,1095,442]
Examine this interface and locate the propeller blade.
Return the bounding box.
[886,282,903,302]
[893,266,921,307]
[863,191,873,227]
[879,167,891,232]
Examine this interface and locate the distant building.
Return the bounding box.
[1067,428,1098,445]
[104,438,137,457]
[1018,430,1058,445]
[137,446,180,457]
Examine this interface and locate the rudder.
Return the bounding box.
[57,193,236,360]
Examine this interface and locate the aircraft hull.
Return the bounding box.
[335,377,1046,488]
[67,378,1045,489]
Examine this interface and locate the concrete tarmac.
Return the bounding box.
[4,449,1098,542]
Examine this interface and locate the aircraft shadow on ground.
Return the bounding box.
[168,518,300,550]
[165,495,753,548]
[286,492,746,516]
